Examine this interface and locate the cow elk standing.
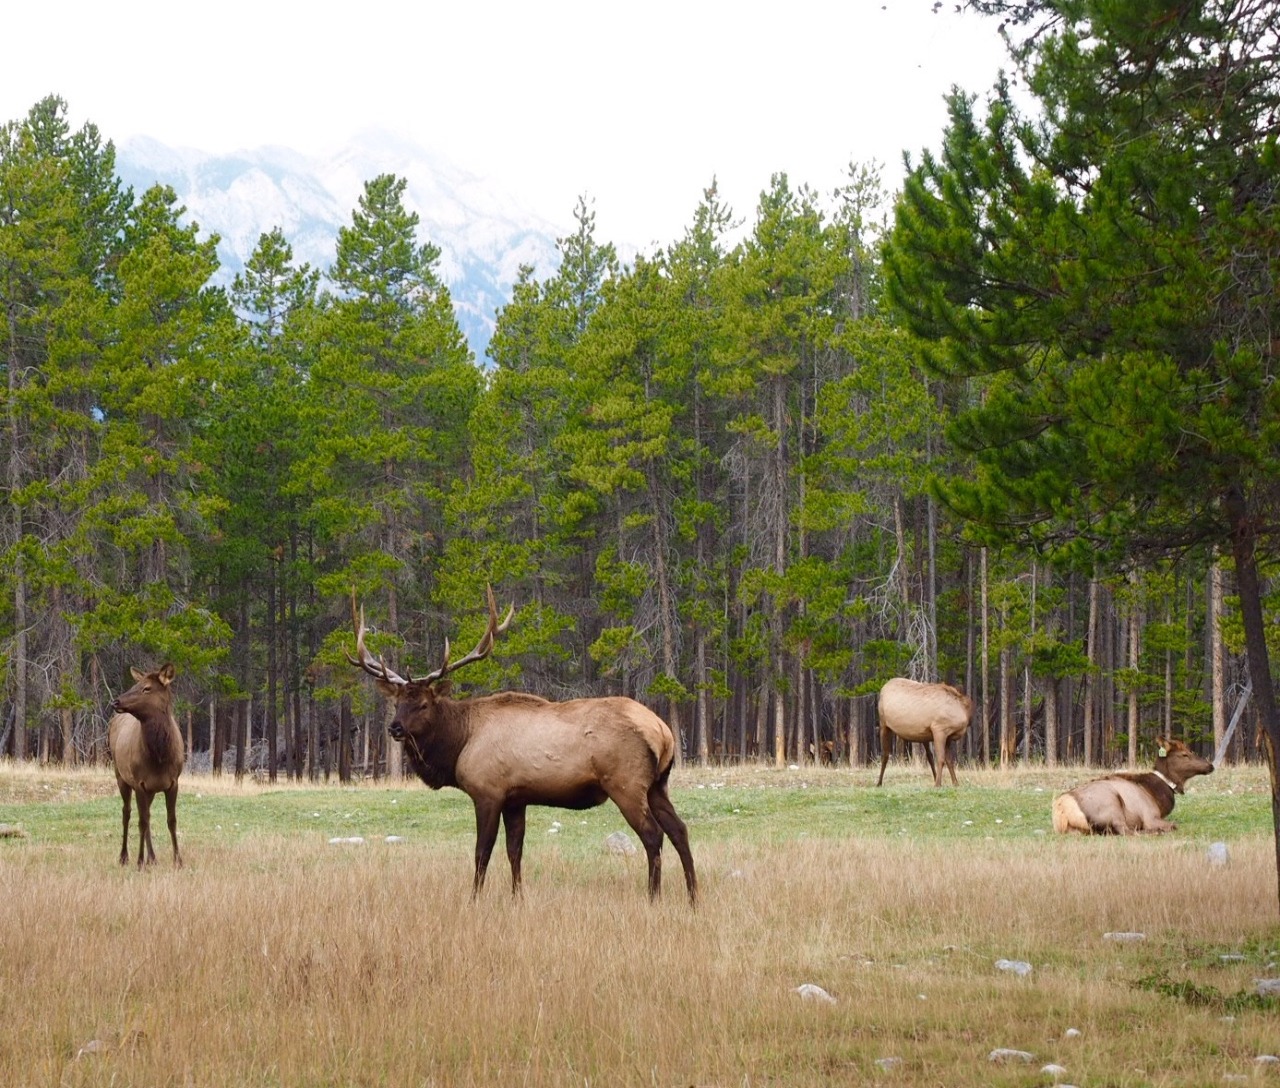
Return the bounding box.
[876,677,974,787]
[1052,738,1214,834]
[108,663,185,868]
[348,588,698,904]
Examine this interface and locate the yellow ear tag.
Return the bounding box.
[1158,747,1167,757]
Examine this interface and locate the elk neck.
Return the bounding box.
[399,694,473,791]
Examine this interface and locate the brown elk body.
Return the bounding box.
[108,663,184,868]
[349,590,697,904]
[1052,738,1214,834]
[876,677,974,787]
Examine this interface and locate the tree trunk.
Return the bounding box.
[1084,575,1099,767]
[1224,487,1280,917]
[981,548,990,767]
[1127,575,1141,767]
[1210,558,1226,762]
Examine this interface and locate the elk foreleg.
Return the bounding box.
[117,780,133,866]
[875,725,893,786]
[135,789,157,868]
[502,803,527,895]
[164,785,183,868]
[471,801,503,898]
[649,781,697,906]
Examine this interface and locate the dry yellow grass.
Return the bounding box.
[1,761,1277,1086]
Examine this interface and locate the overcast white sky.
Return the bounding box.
[3,0,1013,249]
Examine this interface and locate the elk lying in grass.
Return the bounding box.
[1052,738,1215,834]
[876,677,974,787]
[348,588,698,904]
[108,663,185,868]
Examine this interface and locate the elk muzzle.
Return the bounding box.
[389,721,406,741]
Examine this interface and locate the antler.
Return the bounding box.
[419,584,515,685]
[346,588,410,687]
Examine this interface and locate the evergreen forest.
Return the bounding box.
[3,1,1278,795]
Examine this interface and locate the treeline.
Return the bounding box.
[0,95,1262,779]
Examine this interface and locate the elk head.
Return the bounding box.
[1155,737,1215,791]
[113,663,176,717]
[347,586,514,740]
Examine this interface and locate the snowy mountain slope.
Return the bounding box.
[115,132,565,362]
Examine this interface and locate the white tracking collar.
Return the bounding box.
[1152,768,1178,792]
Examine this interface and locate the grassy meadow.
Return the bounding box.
[1,757,1278,1087]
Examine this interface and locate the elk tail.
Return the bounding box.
[1052,792,1089,835]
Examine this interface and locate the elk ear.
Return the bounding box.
[129,666,145,683]
[374,676,403,699]
[158,663,176,686]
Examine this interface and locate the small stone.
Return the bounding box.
[1254,978,1280,997]
[604,831,637,856]
[1256,1055,1280,1065]
[795,983,836,1004]
[1102,931,1146,942]
[384,835,404,843]
[995,958,1033,976]
[988,1048,1034,1063]
[327,836,365,845]
[1063,1028,1082,1038]
[1207,841,1229,866]
[874,1057,902,1071]
[1041,1063,1068,1078]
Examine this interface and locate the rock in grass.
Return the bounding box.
[794,983,836,1004]
[327,836,365,845]
[0,823,25,838]
[605,830,637,855]
[1254,978,1280,997]
[1040,1063,1068,1078]
[995,958,1033,976]
[988,1048,1034,1063]
[1102,931,1146,942]
[874,1057,902,1071]
[1206,841,1229,866]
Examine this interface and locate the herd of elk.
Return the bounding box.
[347,587,698,904]
[875,677,974,787]
[108,663,185,868]
[93,613,1220,881]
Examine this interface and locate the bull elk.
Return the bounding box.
[108,663,185,868]
[1052,738,1214,834]
[876,677,974,787]
[347,588,698,904]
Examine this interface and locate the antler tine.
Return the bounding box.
[420,584,515,685]
[345,588,408,687]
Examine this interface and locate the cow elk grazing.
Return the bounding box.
[876,677,974,787]
[1052,738,1214,835]
[108,663,185,868]
[347,588,698,904]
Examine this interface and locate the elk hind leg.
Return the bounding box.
[612,792,666,900]
[649,776,697,905]
[930,730,953,787]
[164,784,182,868]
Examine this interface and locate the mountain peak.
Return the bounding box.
[115,133,565,362]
